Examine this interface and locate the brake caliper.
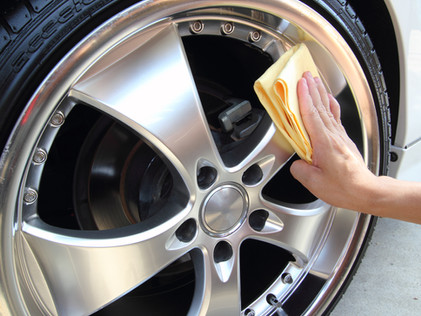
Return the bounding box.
[218,98,262,140]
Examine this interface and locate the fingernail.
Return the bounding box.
[299,77,308,90]
[304,71,314,82]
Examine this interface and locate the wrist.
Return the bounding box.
[356,174,391,215]
[349,171,383,214]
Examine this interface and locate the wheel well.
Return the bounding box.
[348,0,400,144]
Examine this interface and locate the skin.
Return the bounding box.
[290,71,421,225]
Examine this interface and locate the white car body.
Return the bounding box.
[387,0,421,180]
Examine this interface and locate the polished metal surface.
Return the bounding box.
[0,1,380,315]
[201,184,248,236]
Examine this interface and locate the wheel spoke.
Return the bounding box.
[240,125,294,185]
[190,247,241,316]
[252,200,333,264]
[70,23,221,188]
[20,218,190,316]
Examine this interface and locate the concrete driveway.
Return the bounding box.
[331,217,421,315]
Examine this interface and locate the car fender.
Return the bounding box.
[384,0,421,180]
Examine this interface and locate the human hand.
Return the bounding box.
[290,72,377,210]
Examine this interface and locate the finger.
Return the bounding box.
[290,159,320,189]
[303,72,323,107]
[327,94,356,147]
[297,77,333,159]
[297,77,314,116]
[315,77,330,112]
[297,77,325,131]
[328,94,341,124]
[303,72,335,131]
[325,96,363,162]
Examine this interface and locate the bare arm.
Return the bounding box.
[290,72,421,224]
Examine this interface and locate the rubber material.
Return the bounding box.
[304,0,391,175]
[0,0,391,172]
[300,1,390,314]
[0,0,138,151]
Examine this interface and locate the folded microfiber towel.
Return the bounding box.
[254,43,319,163]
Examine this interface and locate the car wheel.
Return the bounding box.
[0,0,390,315]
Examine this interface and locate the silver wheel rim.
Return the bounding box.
[0,1,380,315]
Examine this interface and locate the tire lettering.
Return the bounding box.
[42,19,57,39]
[28,34,43,53]
[58,6,75,23]
[10,0,111,74]
[73,0,83,12]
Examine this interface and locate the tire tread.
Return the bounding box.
[0,0,123,151]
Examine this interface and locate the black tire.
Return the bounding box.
[0,1,390,315]
[305,0,391,174]
[0,0,139,151]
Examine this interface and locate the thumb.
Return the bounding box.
[290,159,318,189]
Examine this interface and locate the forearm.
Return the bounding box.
[359,175,421,224]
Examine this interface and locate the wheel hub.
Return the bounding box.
[201,184,248,237]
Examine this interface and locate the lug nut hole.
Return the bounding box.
[214,240,233,263]
[242,164,263,185]
[175,219,197,242]
[249,209,269,232]
[197,166,217,189]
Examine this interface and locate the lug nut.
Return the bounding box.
[23,188,38,204]
[190,20,204,34]
[50,111,65,127]
[249,30,262,42]
[221,22,235,35]
[33,148,47,164]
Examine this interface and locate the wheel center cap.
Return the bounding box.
[201,184,248,237]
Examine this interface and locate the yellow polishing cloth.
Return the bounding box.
[254,43,318,163]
